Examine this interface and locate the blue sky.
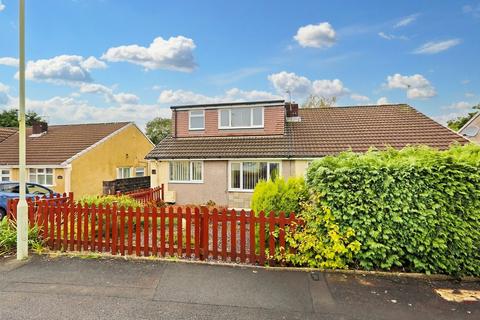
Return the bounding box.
[0,0,479,128]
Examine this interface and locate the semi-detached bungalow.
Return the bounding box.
[0,122,153,197]
[146,100,468,209]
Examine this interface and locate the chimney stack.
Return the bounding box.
[32,121,48,135]
[285,102,299,117]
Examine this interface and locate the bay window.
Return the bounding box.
[219,107,263,129]
[169,161,203,183]
[189,110,205,130]
[229,161,279,191]
[29,168,54,186]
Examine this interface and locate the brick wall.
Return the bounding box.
[103,176,151,195]
[175,106,285,137]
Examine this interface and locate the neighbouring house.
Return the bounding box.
[458,112,480,144]
[146,100,467,209]
[0,122,154,196]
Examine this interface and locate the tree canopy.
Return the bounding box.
[145,117,171,144]
[447,104,480,131]
[301,95,336,108]
[0,109,43,127]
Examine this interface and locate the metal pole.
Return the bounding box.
[17,0,28,260]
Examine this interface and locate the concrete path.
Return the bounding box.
[0,255,478,319]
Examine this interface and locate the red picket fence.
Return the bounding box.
[7,193,74,227]
[120,186,164,204]
[8,201,300,266]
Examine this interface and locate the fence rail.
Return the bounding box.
[7,200,299,266]
[120,185,164,204]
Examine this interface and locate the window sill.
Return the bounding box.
[188,128,205,131]
[228,189,254,193]
[169,180,204,184]
[219,126,264,130]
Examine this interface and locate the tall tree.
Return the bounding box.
[0,109,43,127]
[447,104,480,131]
[145,117,171,144]
[301,95,337,108]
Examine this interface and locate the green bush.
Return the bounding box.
[0,219,43,256]
[306,144,480,276]
[77,195,142,209]
[277,193,361,269]
[251,177,308,215]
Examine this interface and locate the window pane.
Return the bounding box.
[1,170,9,174]
[1,177,9,182]
[38,168,44,173]
[46,175,53,185]
[29,168,35,173]
[170,161,190,181]
[190,111,204,129]
[220,109,229,127]
[243,162,262,190]
[231,108,251,127]
[135,167,144,177]
[231,163,240,189]
[46,168,53,174]
[259,162,268,181]
[252,107,263,126]
[29,174,36,183]
[269,163,279,180]
[38,175,46,185]
[192,162,202,181]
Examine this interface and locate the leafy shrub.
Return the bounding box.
[306,144,480,276]
[0,219,43,256]
[77,195,141,209]
[276,194,361,269]
[251,177,308,215]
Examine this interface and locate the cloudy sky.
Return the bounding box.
[0,0,479,128]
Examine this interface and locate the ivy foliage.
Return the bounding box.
[307,144,480,276]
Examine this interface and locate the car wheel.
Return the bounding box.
[0,208,5,220]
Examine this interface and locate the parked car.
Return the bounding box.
[0,181,56,220]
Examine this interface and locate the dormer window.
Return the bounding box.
[189,110,205,130]
[219,107,264,129]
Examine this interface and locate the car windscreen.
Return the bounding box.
[0,183,19,193]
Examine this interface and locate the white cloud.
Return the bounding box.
[158,88,281,105]
[311,79,348,97]
[0,82,8,105]
[22,55,106,84]
[394,14,419,28]
[268,71,312,97]
[442,101,472,110]
[376,97,389,105]
[2,95,167,128]
[78,83,139,105]
[268,71,349,100]
[413,39,461,54]
[432,111,468,125]
[463,3,480,18]
[0,82,8,93]
[386,73,436,99]
[294,22,336,49]
[465,92,476,98]
[0,57,19,66]
[350,94,370,102]
[0,2,5,12]
[102,36,196,72]
[378,32,408,41]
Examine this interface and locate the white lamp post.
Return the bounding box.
[17,0,28,260]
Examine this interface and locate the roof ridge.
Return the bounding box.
[46,121,132,127]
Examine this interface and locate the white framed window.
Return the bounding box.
[189,110,205,130]
[135,167,145,177]
[169,161,203,183]
[229,161,280,191]
[219,107,264,129]
[29,168,54,186]
[117,167,131,179]
[1,169,10,182]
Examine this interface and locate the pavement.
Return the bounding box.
[0,255,478,320]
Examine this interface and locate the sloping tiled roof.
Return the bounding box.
[0,122,131,165]
[0,128,17,143]
[146,104,468,159]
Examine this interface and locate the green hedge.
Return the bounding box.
[306,144,480,276]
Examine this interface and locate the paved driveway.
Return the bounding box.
[0,255,478,319]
